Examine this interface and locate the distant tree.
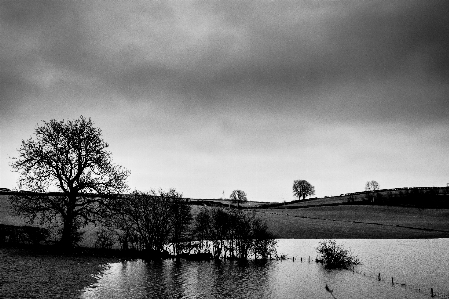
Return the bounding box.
[365,180,379,203]
[9,116,129,248]
[292,180,315,200]
[365,180,379,192]
[230,190,247,208]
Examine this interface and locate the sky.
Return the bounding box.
[1,0,448,202]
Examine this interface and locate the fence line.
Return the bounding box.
[289,254,449,298]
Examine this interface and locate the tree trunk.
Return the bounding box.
[61,195,77,249]
[60,215,75,249]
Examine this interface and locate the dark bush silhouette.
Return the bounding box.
[316,240,360,269]
[106,189,191,259]
[193,207,277,260]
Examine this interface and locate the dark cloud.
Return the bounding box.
[0,0,85,114]
[330,1,449,78]
[111,0,449,125]
[199,0,449,88]
[1,0,448,124]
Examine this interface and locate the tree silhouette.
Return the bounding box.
[10,116,129,248]
[167,189,192,257]
[365,180,379,192]
[193,207,277,260]
[365,180,379,203]
[292,180,315,200]
[230,190,247,208]
[107,189,191,258]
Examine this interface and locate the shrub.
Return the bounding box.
[316,240,360,269]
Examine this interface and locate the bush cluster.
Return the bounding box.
[103,189,191,258]
[194,207,277,260]
[316,240,360,269]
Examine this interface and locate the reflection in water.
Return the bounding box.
[81,239,448,299]
[81,259,274,299]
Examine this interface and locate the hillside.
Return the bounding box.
[255,205,449,239]
[266,186,449,209]
[2,192,449,241]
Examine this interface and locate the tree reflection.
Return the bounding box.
[81,259,274,299]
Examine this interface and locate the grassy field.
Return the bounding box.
[3,194,449,241]
[255,205,449,239]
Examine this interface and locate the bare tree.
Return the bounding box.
[230,190,247,208]
[251,216,277,260]
[293,180,315,200]
[166,189,192,257]
[193,206,212,253]
[365,180,379,192]
[108,189,191,258]
[9,116,129,248]
[109,190,171,256]
[193,207,277,260]
[365,180,379,203]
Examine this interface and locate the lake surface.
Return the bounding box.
[80,239,449,299]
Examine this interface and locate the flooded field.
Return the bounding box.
[0,247,116,299]
[2,239,449,298]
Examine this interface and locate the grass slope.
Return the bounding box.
[256,205,449,238]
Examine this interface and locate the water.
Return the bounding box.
[80,239,449,299]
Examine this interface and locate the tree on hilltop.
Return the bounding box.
[365,180,379,203]
[293,180,315,200]
[230,189,247,208]
[365,180,379,192]
[10,116,130,248]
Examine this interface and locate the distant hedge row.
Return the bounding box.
[372,192,449,208]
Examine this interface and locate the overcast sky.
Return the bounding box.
[1,0,448,201]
